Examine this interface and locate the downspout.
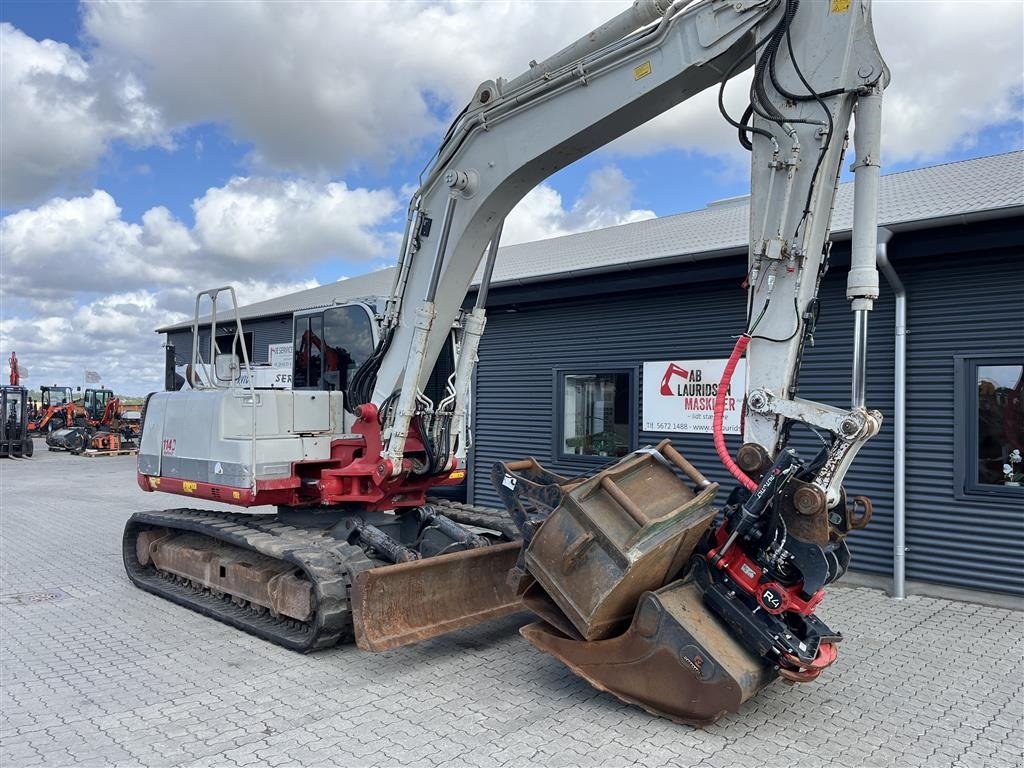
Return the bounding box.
[875,227,906,599]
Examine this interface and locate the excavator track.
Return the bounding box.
[123,509,377,652]
[123,501,517,653]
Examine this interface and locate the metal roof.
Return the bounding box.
[158,151,1023,333]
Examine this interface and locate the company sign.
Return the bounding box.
[236,367,292,389]
[269,343,293,370]
[642,359,746,434]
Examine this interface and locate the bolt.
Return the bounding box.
[840,417,861,437]
[793,485,825,516]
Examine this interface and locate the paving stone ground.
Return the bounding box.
[1,449,1022,768]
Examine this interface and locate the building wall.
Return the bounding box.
[166,316,293,367]
[469,230,1023,594]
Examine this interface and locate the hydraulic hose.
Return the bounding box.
[714,334,758,492]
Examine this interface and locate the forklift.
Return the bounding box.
[1,386,34,458]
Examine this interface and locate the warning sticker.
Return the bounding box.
[831,0,851,13]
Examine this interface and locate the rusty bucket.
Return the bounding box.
[523,441,719,640]
[521,571,776,726]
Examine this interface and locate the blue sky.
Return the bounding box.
[1,0,1021,394]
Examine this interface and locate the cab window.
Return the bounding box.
[322,306,375,391]
[294,315,324,389]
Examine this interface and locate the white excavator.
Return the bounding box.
[125,0,888,724]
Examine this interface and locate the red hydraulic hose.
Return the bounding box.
[714,334,758,492]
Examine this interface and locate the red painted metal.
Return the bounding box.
[706,525,824,617]
[137,403,464,511]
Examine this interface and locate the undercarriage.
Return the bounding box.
[123,499,521,653]
[125,439,855,725]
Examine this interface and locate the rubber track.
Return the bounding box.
[123,509,375,653]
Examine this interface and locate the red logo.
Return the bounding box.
[660,363,689,396]
[161,438,176,456]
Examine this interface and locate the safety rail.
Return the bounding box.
[188,286,257,494]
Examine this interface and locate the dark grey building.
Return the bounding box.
[158,152,1024,596]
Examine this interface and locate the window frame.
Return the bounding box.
[214,331,255,363]
[953,353,1024,501]
[552,365,639,463]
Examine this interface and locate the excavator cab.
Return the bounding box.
[292,304,376,392]
[40,385,73,410]
[83,389,114,422]
[1,386,33,458]
[292,303,457,411]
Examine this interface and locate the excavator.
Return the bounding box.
[27,385,75,434]
[125,0,888,724]
[46,388,136,453]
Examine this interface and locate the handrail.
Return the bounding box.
[189,286,257,493]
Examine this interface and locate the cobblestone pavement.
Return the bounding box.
[1,450,1022,768]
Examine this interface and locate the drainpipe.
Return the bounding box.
[875,228,906,599]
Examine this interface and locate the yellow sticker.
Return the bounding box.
[182,481,197,494]
[232,491,241,500]
[633,61,652,81]
[149,477,160,489]
[449,470,467,480]
[831,0,850,12]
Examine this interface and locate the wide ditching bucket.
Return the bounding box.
[350,541,522,652]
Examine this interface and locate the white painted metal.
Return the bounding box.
[876,229,906,598]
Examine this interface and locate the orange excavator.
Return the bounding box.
[46,388,138,453]
[28,385,76,434]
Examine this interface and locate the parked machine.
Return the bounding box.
[1,386,34,458]
[28,385,75,434]
[46,388,133,453]
[124,0,889,723]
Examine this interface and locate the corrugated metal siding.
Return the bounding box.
[901,249,1023,594]
[164,316,293,366]
[471,266,898,579]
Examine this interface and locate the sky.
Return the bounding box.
[1,0,1022,396]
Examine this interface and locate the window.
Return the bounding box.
[215,331,254,362]
[955,355,1023,498]
[293,315,323,389]
[322,306,375,391]
[557,370,635,459]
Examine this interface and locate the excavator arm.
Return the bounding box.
[356,0,888,514]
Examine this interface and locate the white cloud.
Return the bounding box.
[0,23,167,206]
[872,0,1023,162]
[503,165,655,246]
[193,178,398,265]
[608,1,1024,165]
[0,280,322,395]
[0,176,394,394]
[3,2,1019,204]
[79,1,614,174]
[1,178,395,305]
[1,191,195,298]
